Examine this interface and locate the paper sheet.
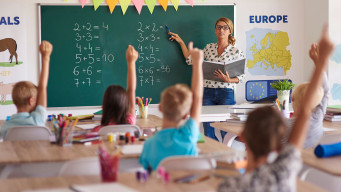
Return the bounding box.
[323,127,338,132]
[121,144,144,155]
[71,183,138,192]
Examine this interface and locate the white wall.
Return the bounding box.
[0,0,329,118]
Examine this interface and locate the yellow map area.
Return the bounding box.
[247,31,292,75]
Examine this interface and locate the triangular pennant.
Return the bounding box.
[158,0,168,11]
[93,0,103,11]
[145,0,157,14]
[80,0,88,8]
[132,0,144,14]
[119,0,131,15]
[106,0,119,13]
[170,0,179,11]
[184,0,193,7]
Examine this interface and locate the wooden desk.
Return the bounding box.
[0,136,230,165]
[302,149,341,176]
[135,114,162,128]
[211,120,341,137]
[211,121,244,135]
[0,173,327,192]
[211,121,341,177]
[0,115,162,132]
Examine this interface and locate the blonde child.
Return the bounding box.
[1,41,52,138]
[139,42,203,170]
[286,43,328,148]
[218,25,334,191]
[92,45,138,132]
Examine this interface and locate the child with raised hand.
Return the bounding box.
[286,43,329,148]
[139,42,204,170]
[92,45,138,132]
[218,25,334,192]
[1,41,52,138]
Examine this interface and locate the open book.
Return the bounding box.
[203,58,245,82]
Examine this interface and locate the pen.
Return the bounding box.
[165,25,170,32]
[146,98,148,106]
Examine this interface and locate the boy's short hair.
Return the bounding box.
[160,84,193,122]
[292,83,323,112]
[243,106,286,160]
[12,81,38,108]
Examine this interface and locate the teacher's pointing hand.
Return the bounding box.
[168,32,184,44]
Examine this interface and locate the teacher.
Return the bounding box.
[169,17,245,141]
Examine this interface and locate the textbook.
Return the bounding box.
[203,58,245,82]
[93,110,102,120]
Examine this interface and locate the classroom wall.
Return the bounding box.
[0,0,329,119]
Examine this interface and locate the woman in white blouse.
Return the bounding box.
[169,17,245,141]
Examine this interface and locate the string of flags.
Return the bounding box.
[73,0,198,15]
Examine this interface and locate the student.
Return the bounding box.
[218,25,334,191]
[285,43,328,148]
[92,45,138,132]
[139,42,203,170]
[0,41,52,138]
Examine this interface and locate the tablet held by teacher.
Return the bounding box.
[169,17,246,141]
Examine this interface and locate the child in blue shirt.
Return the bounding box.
[139,42,204,170]
[1,41,52,138]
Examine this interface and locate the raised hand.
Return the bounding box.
[40,41,53,57]
[126,45,138,64]
[188,42,203,65]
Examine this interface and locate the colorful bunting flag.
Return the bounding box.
[158,0,168,11]
[106,0,119,13]
[119,0,131,15]
[93,0,103,10]
[170,0,180,11]
[184,0,193,7]
[80,0,88,8]
[145,0,157,14]
[132,0,144,14]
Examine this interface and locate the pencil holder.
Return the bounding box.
[59,131,73,147]
[137,105,148,119]
[99,146,120,182]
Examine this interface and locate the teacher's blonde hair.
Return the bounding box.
[215,17,236,46]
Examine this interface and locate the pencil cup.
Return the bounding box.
[277,90,290,110]
[60,132,73,147]
[99,146,120,182]
[137,106,148,119]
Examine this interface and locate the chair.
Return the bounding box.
[59,157,100,176]
[157,156,216,171]
[4,126,53,141]
[98,124,142,137]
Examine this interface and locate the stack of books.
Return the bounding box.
[324,105,341,122]
[230,113,248,122]
[93,110,102,120]
[229,108,252,123]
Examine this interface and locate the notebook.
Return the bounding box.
[202,58,245,82]
[70,183,138,192]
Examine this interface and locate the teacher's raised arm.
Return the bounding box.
[168,32,190,59]
[169,17,246,142]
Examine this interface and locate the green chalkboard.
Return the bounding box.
[40,5,234,107]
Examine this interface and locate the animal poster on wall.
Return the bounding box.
[0,3,27,119]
